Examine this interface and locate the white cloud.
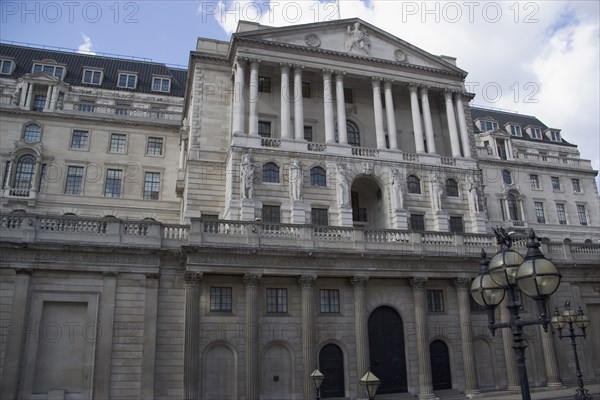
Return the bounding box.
[77,33,96,55]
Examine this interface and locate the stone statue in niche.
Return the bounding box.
[468,178,480,213]
[430,177,443,212]
[336,163,350,208]
[345,22,371,55]
[289,159,303,201]
[391,169,404,211]
[240,153,255,199]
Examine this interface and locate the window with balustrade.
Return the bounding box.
[507,193,520,221]
[14,154,36,190]
[407,175,421,194]
[410,214,425,231]
[311,208,328,226]
[262,205,280,223]
[445,179,458,197]
[449,216,464,233]
[258,121,271,138]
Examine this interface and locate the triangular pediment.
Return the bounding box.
[235,18,465,75]
[21,72,61,84]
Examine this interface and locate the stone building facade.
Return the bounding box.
[1,18,599,400]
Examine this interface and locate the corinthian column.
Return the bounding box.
[540,325,562,387]
[352,275,370,398]
[248,59,260,136]
[372,77,386,149]
[232,58,246,135]
[335,71,348,145]
[299,275,317,400]
[454,278,479,396]
[455,93,471,157]
[420,86,436,154]
[323,70,335,144]
[383,80,398,150]
[444,89,461,157]
[243,273,261,399]
[410,277,436,399]
[280,63,291,140]
[409,83,425,153]
[293,65,305,140]
[183,271,203,400]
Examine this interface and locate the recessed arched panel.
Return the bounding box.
[319,343,345,398]
[261,343,293,399]
[203,344,237,400]
[474,338,495,389]
[430,339,452,390]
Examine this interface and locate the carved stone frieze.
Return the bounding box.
[351,275,368,288]
[409,277,427,289]
[0,248,159,266]
[184,271,203,285]
[243,273,262,287]
[454,277,471,290]
[298,274,317,288]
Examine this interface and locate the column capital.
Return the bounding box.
[279,62,292,71]
[454,277,471,290]
[383,78,394,88]
[351,275,369,288]
[184,271,203,286]
[443,88,456,98]
[235,56,248,65]
[371,76,382,87]
[334,70,346,79]
[408,82,420,94]
[293,64,305,71]
[145,273,161,280]
[409,277,427,289]
[298,274,317,288]
[248,58,261,66]
[419,85,430,95]
[322,68,334,77]
[243,273,262,287]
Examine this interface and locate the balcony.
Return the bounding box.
[352,208,368,223]
[1,188,37,205]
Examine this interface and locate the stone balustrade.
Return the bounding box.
[2,213,598,262]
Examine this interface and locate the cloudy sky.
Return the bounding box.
[2,0,599,178]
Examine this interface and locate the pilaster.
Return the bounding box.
[351,275,370,399]
[243,273,261,400]
[299,275,317,400]
[454,278,480,397]
[183,271,203,400]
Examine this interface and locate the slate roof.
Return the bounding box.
[470,106,574,147]
[0,44,187,97]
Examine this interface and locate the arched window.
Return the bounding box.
[23,124,41,143]
[14,154,36,189]
[347,120,360,147]
[507,193,519,220]
[502,170,512,184]
[407,175,421,194]
[310,166,326,187]
[445,179,458,197]
[262,162,280,183]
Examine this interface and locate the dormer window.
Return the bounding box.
[479,120,498,132]
[32,63,65,80]
[117,72,137,89]
[82,69,103,85]
[530,127,542,140]
[549,130,561,142]
[509,125,522,137]
[152,77,171,92]
[0,59,14,75]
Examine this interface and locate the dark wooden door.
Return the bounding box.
[430,340,452,390]
[319,344,345,398]
[368,306,408,393]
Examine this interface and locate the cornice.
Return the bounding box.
[477,157,597,175]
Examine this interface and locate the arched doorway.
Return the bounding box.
[262,343,293,399]
[319,344,345,398]
[368,306,408,393]
[430,340,452,390]
[203,344,237,399]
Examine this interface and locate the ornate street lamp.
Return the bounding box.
[359,368,380,400]
[310,368,324,400]
[470,228,561,400]
[551,301,593,400]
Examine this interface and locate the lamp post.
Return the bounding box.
[551,301,593,400]
[470,228,562,400]
[359,368,380,400]
[310,368,324,400]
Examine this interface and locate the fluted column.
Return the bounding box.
[299,275,317,399]
[335,71,348,145]
[410,277,436,399]
[232,58,246,135]
[280,63,291,140]
[383,80,398,150]
[293,65,305,140]
[454,278,480,396]
[500,299,520,390]
[352,276,370,398]
[420,86,436,154]
[248,59,260,136]
[409,83,425,153]
[444,89,461,157]
[540,325,562,387]
[323,70,335,144]
[183,272,203,400]
[372,77,386,149]
[454,93,471,157]
[244,273,261,399]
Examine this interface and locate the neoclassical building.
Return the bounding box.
[0,18,598,400]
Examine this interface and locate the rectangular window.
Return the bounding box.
[146,137,164,156]
[427,290,444,312]
[109,133,127,153]
[78,98,96,112]
[65,166,84,195]
[104,169,123,198]
[531,128,542,139]
[302,82,311,98]
[480,121,499,131]
[572,179,581,193]
[311,208,328,226]
[258,121,271,138]
[70,130,89,149]
[258,76,271,93]
[210,287,232,312]
[0,59,13,74]
[262,205,280,223]
[303,125,313,142]
[551,176,561,191]
[117,73,137,89]
[530,174,539,189]
[510,125,522,136]
[410,214,425,231]
[152,77,171,92]
[344,88,353,104]
[143,172,160,200]
[534,202,546,223]
[266,288,287,313]
[449,216,464,233]
[33,95,46,111]
[577,205,588,226]
[82,69,102,85]
[115,102,130,116]
[320,289,340,313]
[556,204,567,225]
[550,131,561,142]
[33,64,64,80]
